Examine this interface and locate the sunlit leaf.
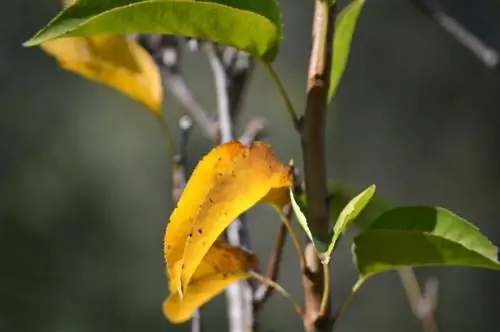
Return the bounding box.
[321,184,375,264]
[291,185,375,262]
[328,0,366,103]
[289,189,327,254]
[40,35,163,113]
[327,182,391,231]
[165,141,292,296]
[163,242,258,323]
[24,0,283,61]
[353,206,500,279]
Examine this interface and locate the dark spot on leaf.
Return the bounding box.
[209,198,214,203]
[198,229,203,234]
[189,233,193,238]
[181,264,185,269]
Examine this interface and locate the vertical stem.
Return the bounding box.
[205,43,255,332]
[301,0,335,243]
[300,1,336,331]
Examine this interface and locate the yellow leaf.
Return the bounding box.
[163,242,257,323]
[40,35,163,113]
[164,141,292,296]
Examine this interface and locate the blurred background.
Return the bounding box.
[1,0,500,331]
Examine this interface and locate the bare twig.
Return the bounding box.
[254,205,290,307]
[191,310,203,332]
[411,0,498,68]
[205,42,256,332]
[164,73,219,139]
[168,115,204,332]
[134,34,218,139]
[398,268,440,332]
[299,1,336,331]
[214,46,255,120]
[239,117,266,146]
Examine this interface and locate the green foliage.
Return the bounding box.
[322,184,375,263]
[24,0,283,61]
[290,185,376,263]
[289,188,328,252]
[328,182,391,230]
[328,0,366,102]
[353,206,500,279]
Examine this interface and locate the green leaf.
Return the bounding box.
[291,185,375,263]
[290,189,328,254]
[321,184,375,264]
[24,0,283,61]
[327,0,366,103]
[328,182,391,230]
[353,206,500,279]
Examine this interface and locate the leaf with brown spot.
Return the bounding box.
[164,141,292,296]
[163,242,257,323]
[40,35,163,113]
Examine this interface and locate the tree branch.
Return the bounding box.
[134,34,218,140]
[299,1,336,331]
[254,205,290,307]
[239,117,266,146]
[205,42,256,332]
[411,0,498,68]
[398,268,440,332]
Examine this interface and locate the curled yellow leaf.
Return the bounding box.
[164,141,292,296]
[163,242,257,323]
[40,35,163,113]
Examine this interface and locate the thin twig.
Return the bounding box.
[169,115,203,332]
[205,43,233,142]
[398,268,440,332]
[261,61,301,129]
[250,271,304,317]
[215,46,255,120]
[253,222,287,306]
[300,1,336,331]
[163,73,219,139]
[135,34,218,139]
[411,0,498,68]
[239,117,266,146]
[254,204,292,307]
[205,42,256,332]
[191,310,202,332]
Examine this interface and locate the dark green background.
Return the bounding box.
[1,0,500,331]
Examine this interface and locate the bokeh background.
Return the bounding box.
[2,0,500,331]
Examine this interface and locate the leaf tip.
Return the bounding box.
[22,38,38,47]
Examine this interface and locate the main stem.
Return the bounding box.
[300,1,336,331]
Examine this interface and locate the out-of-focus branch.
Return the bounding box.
[300,1,336,331]
[170,115,204,332]
[398,268,440,332]
[212,45,255,120]
[254,205,290,307]
[171,115,191,202]
[205,42,256,332]
[134,34,218,139]
[164,74,219,140]
[411,0,498,68]
[239,117,266,146]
